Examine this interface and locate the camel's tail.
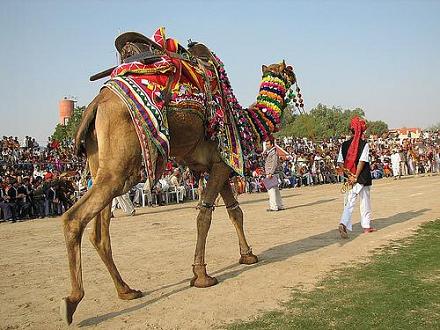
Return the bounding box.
[74,93,101,156]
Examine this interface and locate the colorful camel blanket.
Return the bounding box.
[104,28,247,182]
[104,71,169,184]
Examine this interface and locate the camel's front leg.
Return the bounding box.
[190,162,230,288]
[190,206,218,287]
[220,183,258,265]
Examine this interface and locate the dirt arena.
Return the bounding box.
[1,175,439,329]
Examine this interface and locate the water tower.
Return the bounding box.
[59,97,75,125]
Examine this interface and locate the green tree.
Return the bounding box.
[278,103,388,140]
[66,106,85,139]
[279,113,319,138]
[427,122,440,131]
[366,120,388,136]
[52,124,68,142]
[280,104,297,127]
[51,106,85,142]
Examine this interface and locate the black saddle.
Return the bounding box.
[90,31,217,81]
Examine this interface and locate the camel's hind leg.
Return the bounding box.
[190,162,232,288]
[220,183,258,265]
[60,89,142,324]
[60,173,127,324]
[86,136,142,301]
[88,204,142,300]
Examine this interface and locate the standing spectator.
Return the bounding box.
[45,182,60,216]
[390,149,401,179]
[31,177,46,218]
[0,183,14,221]
[6,180,19,221]
[435,147,440,173]
[52,176,76,211]
[111,192,136,217]
[17,177,32,219]
[264,136,284,212]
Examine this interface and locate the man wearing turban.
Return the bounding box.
[337,116,376,238]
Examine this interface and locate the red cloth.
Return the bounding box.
[344,116,367,174]
[44,172,53,181]
[51,140,60,150]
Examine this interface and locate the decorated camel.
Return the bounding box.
[60,28,301,324]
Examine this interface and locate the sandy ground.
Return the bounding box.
[0,175,439,330]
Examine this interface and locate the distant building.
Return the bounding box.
[59,97,75,125]
[388,127,421,140]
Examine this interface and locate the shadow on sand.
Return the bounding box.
[78,207,430,327]
[138,190,300,216]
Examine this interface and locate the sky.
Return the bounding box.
[1,0,439,144]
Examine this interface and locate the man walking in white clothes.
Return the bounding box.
[338,117,376,238]
[264,136,284,212]
[111,192,136,217]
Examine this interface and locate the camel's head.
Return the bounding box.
[262,60,296,88]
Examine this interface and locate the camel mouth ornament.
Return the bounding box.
[60,27,302,325]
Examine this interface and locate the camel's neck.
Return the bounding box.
[247,72,290,143]
[207,55,291,159]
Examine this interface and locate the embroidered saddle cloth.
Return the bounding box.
[104,28,247,184]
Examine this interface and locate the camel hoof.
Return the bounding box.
[190,275,218,288]
[118,289,143,300]
[60,297,77,325]
[239,253,258,265]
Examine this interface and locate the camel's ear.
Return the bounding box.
[262,65,268,73]
[280,60,286,70]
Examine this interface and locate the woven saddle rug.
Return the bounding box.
[104,33,246,184]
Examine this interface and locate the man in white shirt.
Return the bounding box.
[169,168,186,202]
[390,149,401,179]
[337,117,376,238]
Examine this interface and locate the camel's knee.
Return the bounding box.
[62,214,87,243]
[228,206,243,219]
[62,215,79,236]
[197,206,213,219]
[227,203,243,221]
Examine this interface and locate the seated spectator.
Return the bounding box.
[169,168,186,202]
[383,162,392,177]
[151,175,170,206]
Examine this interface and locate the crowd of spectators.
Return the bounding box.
[1,130,439,223]
[137,130,440,202]
[0,136,83,222]
[259,130,440,191]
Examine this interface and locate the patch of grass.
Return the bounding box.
[229,219,440,330]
